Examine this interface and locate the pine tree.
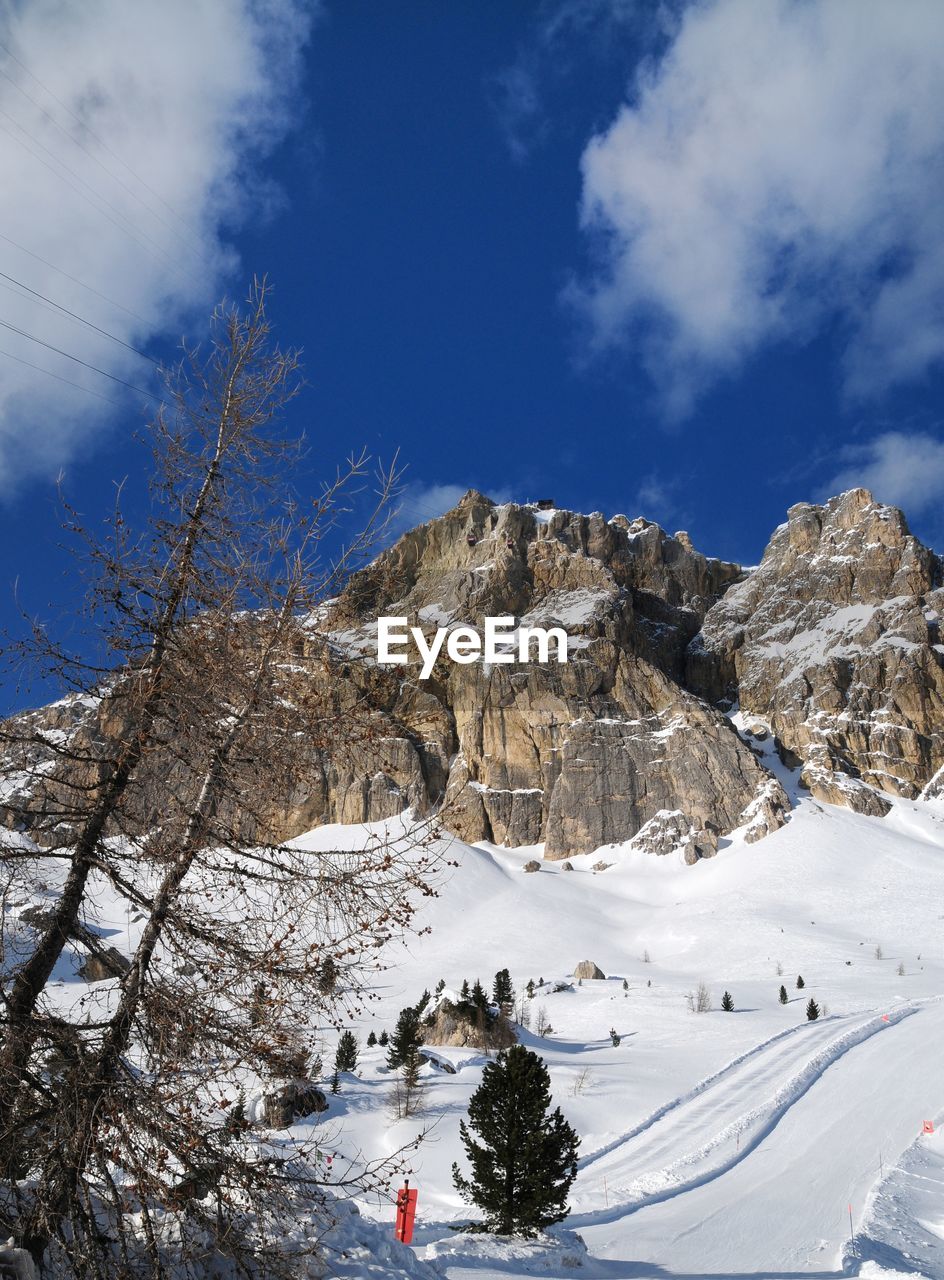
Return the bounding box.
[796,974,805,989]
[335,1030,359,1073]
[779,985,788,1004]
[223,1091,249,1136]
[249,981,267,1029]
[393,1044,424,1119]
[414,988,432,1019]
[622,978,629,992]
[319,955,339,995]
[452,1046,579,1237]
[721,991,734,1012]
[526,979,535,1000]
[806,998,820,1021]
[330,1070,340,1094]
[492,968,514,1008]
[366,1030,377,1047]
[471,979,489,1011]
[387,1006,421,1070]
[609,1027,621,1046]
[435,978,446,996]
[461,978,471,1000]
[378,1029,389,1047]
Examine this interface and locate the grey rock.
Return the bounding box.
[690,489,944,809]
[260,1081,328,1128]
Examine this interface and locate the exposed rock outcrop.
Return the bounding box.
[260,1082,328,1128]
[574,960,606,980]
[17,487,943,857]
[689,489,944,811]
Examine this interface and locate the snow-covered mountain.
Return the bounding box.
[8,485,944,866]
[3,486,944,1279]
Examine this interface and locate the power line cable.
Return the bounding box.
[0,113,191,286]
[0,270,160,365]
[0,37,203,247]
[0,232,151,325]
[0,317,158,400]
[0,344,129,410]
[0,60,206,265]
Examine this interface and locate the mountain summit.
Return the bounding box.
[4,488,943,863]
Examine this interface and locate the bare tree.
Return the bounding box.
[534,1005,553,1037]
[686,982,711,1014]
[0,282,440,1277]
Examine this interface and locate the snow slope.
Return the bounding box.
[286,783,944,1279]
[8,775,943,1277]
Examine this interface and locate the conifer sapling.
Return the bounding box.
[452,1045,579,1236]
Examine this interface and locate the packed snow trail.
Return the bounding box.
[569,1005,917,1223]
[580,998,944,1277]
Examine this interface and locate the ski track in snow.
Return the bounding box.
[568,1005,920,1226]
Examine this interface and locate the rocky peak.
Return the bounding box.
[11,486,943,863]
[689,488,944,809]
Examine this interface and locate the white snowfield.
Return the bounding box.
[10,763,944,1278]
[288,776,944,1280]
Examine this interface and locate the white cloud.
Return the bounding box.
[630,470,690,532]
[572,0,944,416]
[822,431,944,516]
[388,481,514,541]
[489,0,674,162]
[0,0,313,493]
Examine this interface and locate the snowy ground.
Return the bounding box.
[10,761,944,1278]
[286,773,944,1280]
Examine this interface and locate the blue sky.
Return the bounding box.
[1,0,943,711]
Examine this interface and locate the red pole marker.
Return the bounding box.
[395,1180,419,1244]
[881,1014,890,1022]
[923,1120,934,1135]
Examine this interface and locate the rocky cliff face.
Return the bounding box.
[688,489,944,814]
[316,491,779,857]
[5,486,943,861]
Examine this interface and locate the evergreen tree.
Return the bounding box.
[806,998,820,1021]
[796,974,805,989]
[387,1006,421,1070]
[779,985,789,1005]
[721,991,734,1012]
[525,979,535,1000]
[319,955,339,995]
[471,978,489,1012]
[378,1029,389,1047]
[492,968,514,1008]
[249,981,267,1029]
[461,978,471,1000]
[435,978,446,996]
[334,1030,359,1073]
[609,1027,621,1047]
[366,1030,377,1047]
[622,978,629,992]
[393,1044,424,1119]
[223,1091,249,1136]
[452,1046,579,1237]
[330,1070,340,1094]
[414,988,432,1019]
